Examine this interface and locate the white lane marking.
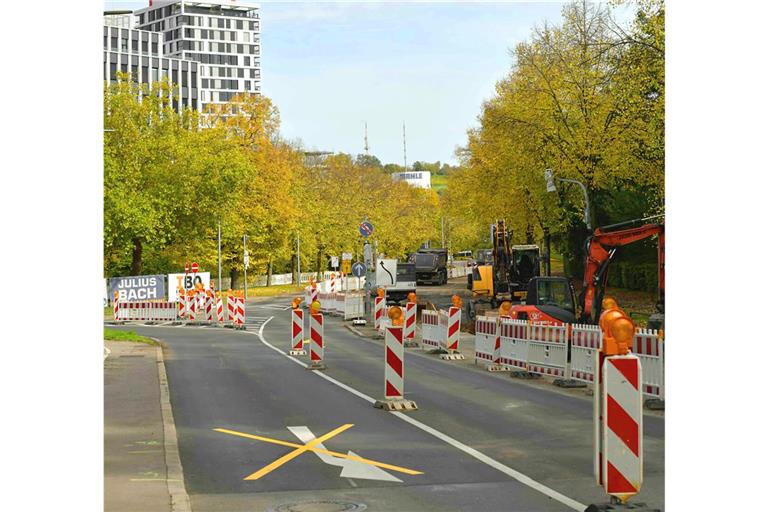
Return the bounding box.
[252,315,587,511]
[288,426,402,482]
[390,412,586,511]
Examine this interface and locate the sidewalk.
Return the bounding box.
[104,340,187,512]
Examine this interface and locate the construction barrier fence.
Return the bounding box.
[472,318,664,398]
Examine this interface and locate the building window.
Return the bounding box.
[245,80,250,90]
[237,20,243,29]
[237,44,243,54]
[109,63,117,81]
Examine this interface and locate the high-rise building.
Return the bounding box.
[134,1,261,112]
[103,13,201,112]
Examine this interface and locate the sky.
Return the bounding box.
[104,1,634,166]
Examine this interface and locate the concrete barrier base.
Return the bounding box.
[306,362,326,371]
[289,349,307,356]
[373,399,418,411]
[440,353,465,361]
[485,364,508,372]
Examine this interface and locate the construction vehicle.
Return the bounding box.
[466,220,541,320]
[409,248,448,285]
[510,217,665,329]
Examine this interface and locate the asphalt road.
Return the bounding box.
[114,296,664,511]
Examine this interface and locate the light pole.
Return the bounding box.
[545,168,592,231]
[218,221,222,294]
[243,234,249,300]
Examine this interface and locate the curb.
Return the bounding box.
[156,345,192,512]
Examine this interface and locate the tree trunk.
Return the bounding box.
[290,254,297,285]
[131,237,143,275]
[316,248,323,281]
[267,256,273,287]
[230,267,240,290]
[544,229,551,277]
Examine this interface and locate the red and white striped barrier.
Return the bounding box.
[187,294,198,322]
[373,296,386,332]
[498,318,529,372]
[384,326,405,399]
[632,328,664,400]
[290,309,306,355]
[177,294,187,321]
[444,306,462,354]
[216,296,224,324]
[205,291,215,324]
[227,296,235,324]
[525,323,569,378]
[570,324,602,384]
[597,354,643,501]
[113,299,120,321]
[404,302,417,344]
[308,312,325,369]
[233,297,245,328]
[373,325,418,410]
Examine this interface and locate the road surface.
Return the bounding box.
[111,296,664,511]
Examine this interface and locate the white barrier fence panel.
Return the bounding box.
[473,316,497,364]
[633,328,664,399]
[526,323,569,378]
[498,318,530,372]
[116,301,177,322]
[343,292,365,320]
[421,310,442,349]
[570,324,602,384]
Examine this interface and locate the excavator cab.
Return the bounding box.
[509,277,578,325]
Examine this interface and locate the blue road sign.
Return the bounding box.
[351,262,366,278]
[359,221,374,238]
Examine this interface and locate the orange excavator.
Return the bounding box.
[510,216,664,329]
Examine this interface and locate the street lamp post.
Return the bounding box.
[545,168,592,231]
[243,234,249,300]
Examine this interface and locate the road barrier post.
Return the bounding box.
[307,309,326,370]
[215,294,224,325]
[290,308,306,356]
[439,306,465,361]
[404,301,418,347]
[374,307,418,411]
[587,299,655,512]
[234,297,245,329]
[374,296,386,333]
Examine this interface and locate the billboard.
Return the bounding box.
[168,272,211,302]
[109,274,165,302]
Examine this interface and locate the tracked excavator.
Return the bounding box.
[466,220,540,321]
[509,217,665,329]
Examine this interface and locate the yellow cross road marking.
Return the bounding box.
[213,426,424,478]
[243,423,354,480]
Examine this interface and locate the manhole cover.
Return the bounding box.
[268,500,367,512]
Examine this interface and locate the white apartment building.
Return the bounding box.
[134,0,261,112]
[104,13,201,112]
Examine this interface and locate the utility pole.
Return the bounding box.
[217,221,222,293]
[297,234,301,284]
[243,234,249,300]
[364,121,369,155]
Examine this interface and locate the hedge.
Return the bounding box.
[608,262,658,293]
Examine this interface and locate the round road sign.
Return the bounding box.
[191,262,199,273]
[351,262,366,278]
[359,221,374,238]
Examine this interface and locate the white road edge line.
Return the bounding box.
[249,314,587,512]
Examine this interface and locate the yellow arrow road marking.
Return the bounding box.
[213,427,423,477]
